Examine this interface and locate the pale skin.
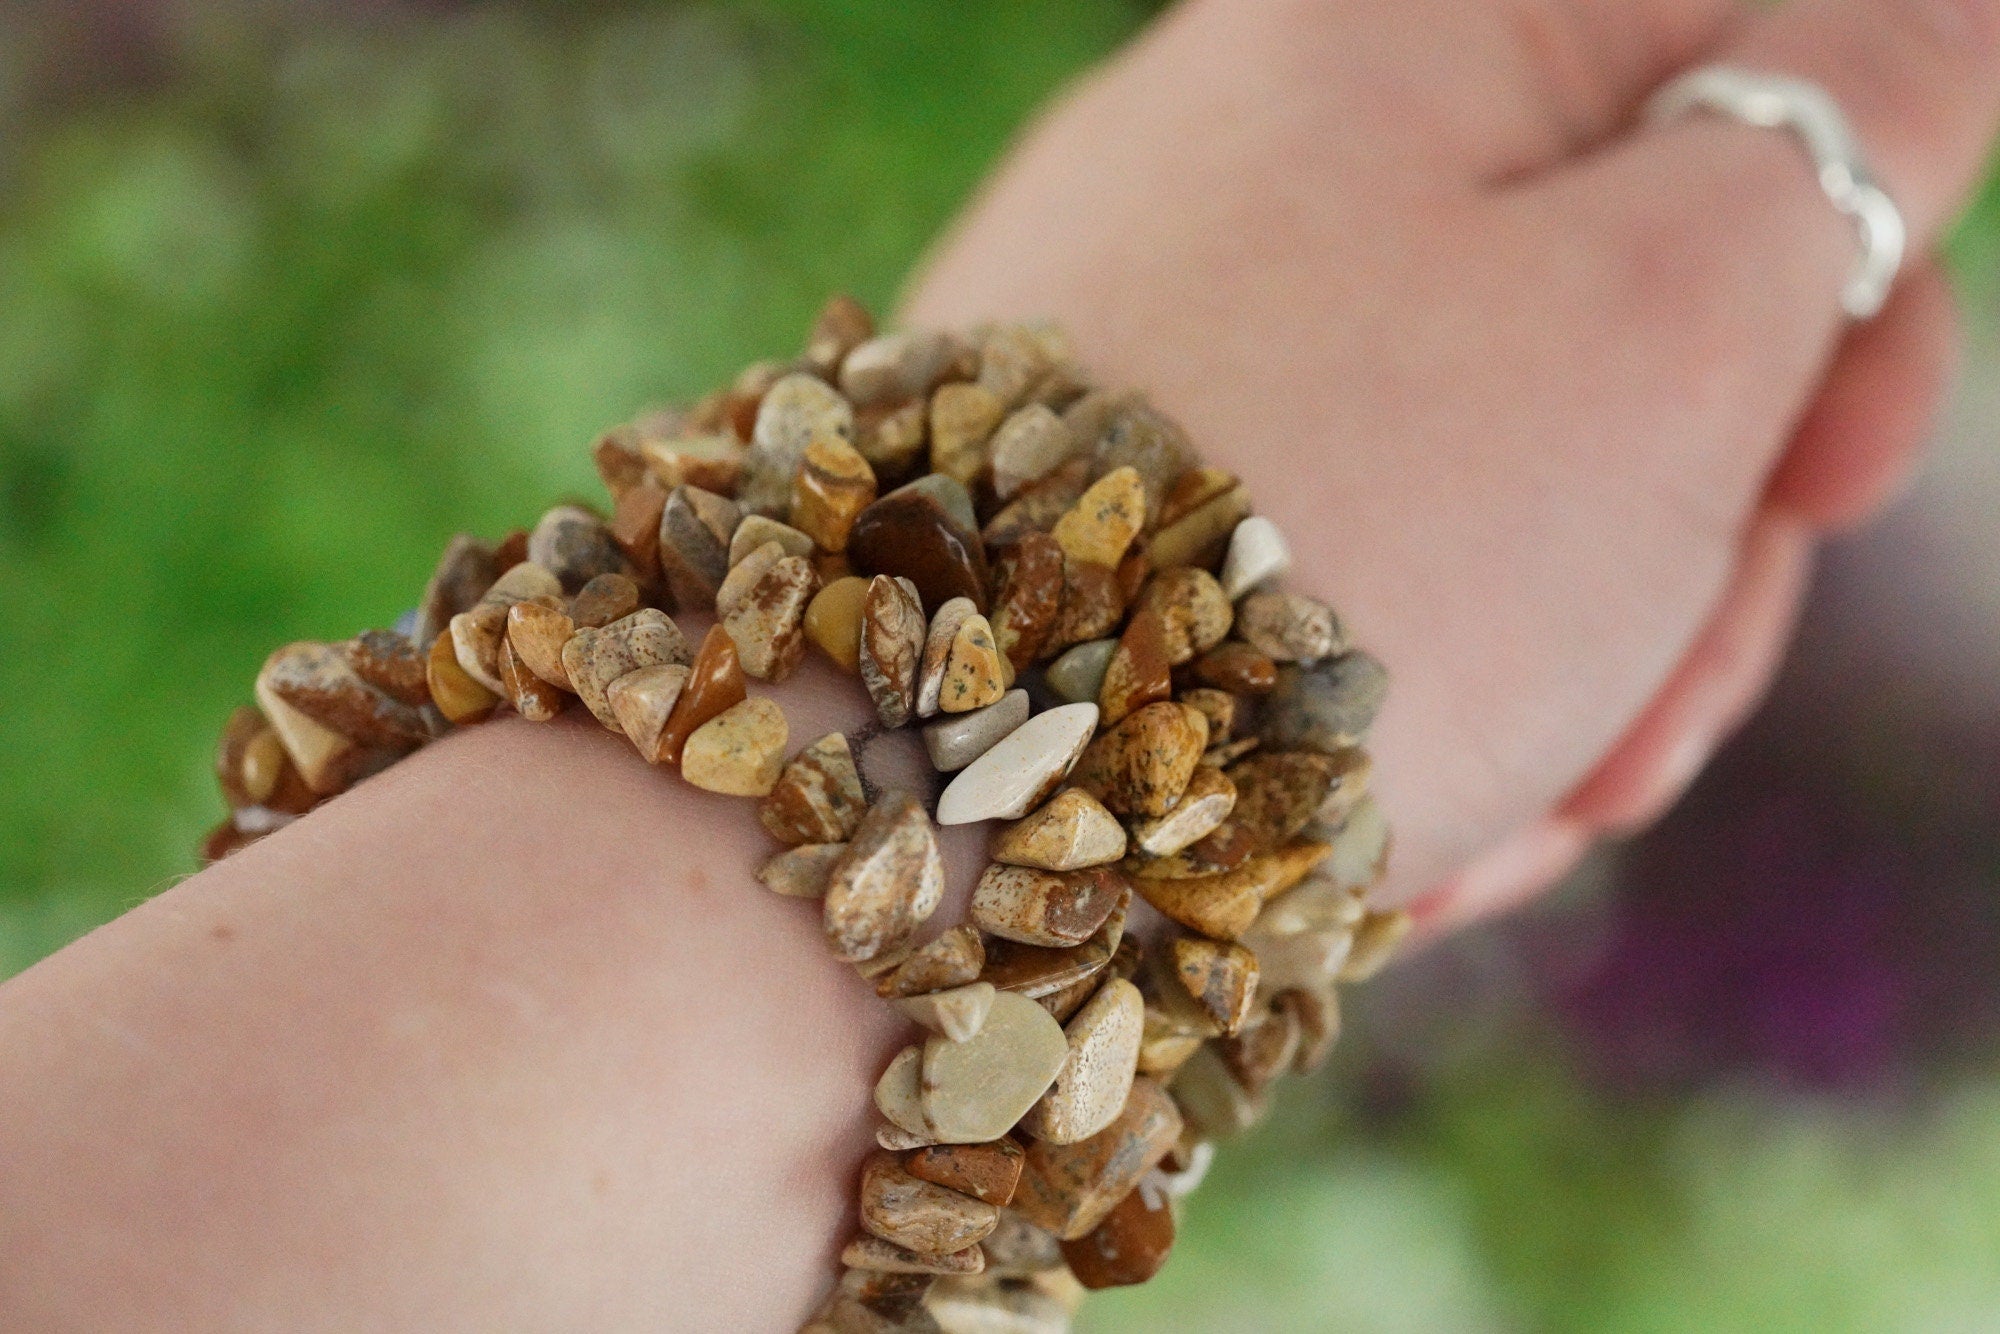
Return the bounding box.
[1,0,1995,1328]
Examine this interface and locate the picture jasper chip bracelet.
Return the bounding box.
[204,297,1408,1333]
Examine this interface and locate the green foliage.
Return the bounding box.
[0,0,1149,967]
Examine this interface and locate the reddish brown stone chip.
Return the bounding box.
[1060,1181,1176,1289]
[904,1138,1025,1208]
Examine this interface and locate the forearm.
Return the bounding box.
[0,706,918,1331]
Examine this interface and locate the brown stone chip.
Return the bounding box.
[875,926,987,999]
[527,503,625,592]
[608,480,667,587]
[906,1138,1025,1208]
[1097,605,1172,726]
[849,486,990,617]
[756,841,846,898]
[498,636,565,723]
[415,533,498,648]
[657,623,747,766]
[340,630,432,706]
[1227,750,1366,850]
[260,640,431,750]
[1010,1076,1182,1240]
[759,731,866,844]
[803,293,874,377]
[1192,641,1279,694]
[1060,1179,1175,1289]
[987,531,1065,671]
[505,601,576,690]
[858,1151,1000,1257]
[971,864,1127,948]
[568,571,641,629]
[656,483,739,612]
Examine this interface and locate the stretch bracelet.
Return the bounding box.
[203,297,1409,1333]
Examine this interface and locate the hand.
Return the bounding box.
[908,0,1993,932]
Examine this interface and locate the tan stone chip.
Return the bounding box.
[840,1235,984,1277]
[915,596,976,719]
[1129,764,1237,858]
[989,404,1074,500]
[1236,590,1344,663]
[1134,567,1232,665]
[1338,909,1412,982]
[602,664,689,762]
[506,601,576,689]
[1050,466,1145,569]
[990,789,1128,871]
[824,792,946,963]
[919,990,1070,1144]
[756,841,848,898]
[859,574,927,728]
[720,552,819,682]
[1067,701,1208,819]
[1171,936,1260,1037]
[894,981,996,1044]
[1020,977,1144,1145]
[561,608,691,732]
[729,513,814,566]
[875,1044,933,1137]
[680,697,788,797]
[928,381,1004,486]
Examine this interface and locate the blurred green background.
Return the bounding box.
[4,3,2000,1330]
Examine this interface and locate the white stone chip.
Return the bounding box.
[936,703,1100,826]
[1219,515,1291,599]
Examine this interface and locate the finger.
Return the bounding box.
[1486,0,1740,169]
[1407,817,1595,942]
[1561,511,1816,831]
[1730,0,2000,245]
[1765,258,1959,528]
[1504,0,2000,514]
